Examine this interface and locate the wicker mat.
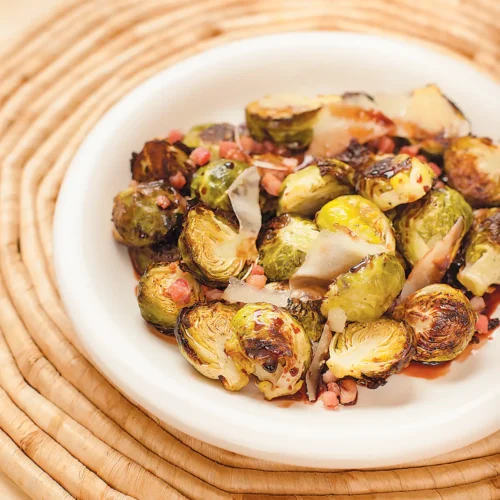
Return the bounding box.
[0,0,498,498]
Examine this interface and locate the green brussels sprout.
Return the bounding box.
[394,186,473,266]
[129,243,180,276]
[444,136,500,207]
[316,195,396,252]
[277,160,355,217]
[130,140,193,184]
[246,93,323,151]
[458,208,500,296]
[112,181,185,247]
[357,154,436,211]
[228,303,312,399]
[327,318,416,388]
[174,301,251,391]
[258,214,319,281]
[178,203,251,287]
[392,284,477,363]
[183,123,235,155]
[190,159,249,211]
[286,297,325,342]
[321,253,405,322]
[137,262,203,334]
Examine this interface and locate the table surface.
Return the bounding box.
[1,3,65,497]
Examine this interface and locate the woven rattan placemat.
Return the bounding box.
[0,0,498,498]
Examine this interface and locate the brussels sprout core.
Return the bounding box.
[392,284,477,363]
[327,318,415,388]
[229,303,312,399]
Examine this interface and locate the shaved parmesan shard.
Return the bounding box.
[307,95,394,157]
[399,217,465,302]
[289,227,387,297]
[217,166,261,259]
[305,324,333,402]
[222,278,290,307]
[375,85,471,140]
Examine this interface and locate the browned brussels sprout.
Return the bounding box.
[183,123,235,156]
[112,180,185,247]
[128,243,180,276]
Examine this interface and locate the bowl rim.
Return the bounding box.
[54,31,500,468]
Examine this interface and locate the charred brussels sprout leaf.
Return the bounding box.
[175,302,251,391]
[286,298,325,342]
[190,159,249,211]
[246,93,323,151]
[316,194,396,252]
[277,160,355,217]
[258,214,319,281]
[394,186,473,266]
[183,123,235,155]
[228,303,312,399]
[392,284,477,363]
[112,181,185,247]
[358,154,436,211]
[444,136,500,207]
[137,262,203,334]
[458,208,500,296]
[335,140,374,172]
[327,318,416,388]
[321,253,405,322]
[178,203,251,287]
[130,140,193,184]
[129,243,180,276]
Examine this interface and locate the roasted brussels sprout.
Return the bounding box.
[175,302,251,391]
[394,186,473,266]
[130,140,193,184]
[326,318,415,388]
[137,262,203,334]
[321,253,405,322]
[129,243,180,276]
[392,284,477,363]
[286,297,325,342]
[358,154,436,211]
[316,195,396,252]
[112,181,185,247]
[458,208,500,296]
[190,159,249,211]
[178,203,251,287]
[258,214,319,281]
[246,93,323,150]
[335,139,374,172]
[444,136,500,207]
[277,160,354,217]
[183,123,235,155]
[228,303,312,399]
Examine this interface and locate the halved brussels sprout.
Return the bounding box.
[392,284,477,363]
[334,139,374,172]
[129,243,180,276]
[326,318,415,388]
[228,303,312,399]
[183,123,235,155]
[286,297,325,342]
[190,159,249,211]
[358,154,436,211]
[137,262,203,334]
[444,136,500,207]
[175,302,251,391]
[258,214,319,281]
[316,195,396,252]
[458,208,500,296]
[112,181,185,247]
[246,93,323,151]
[130,140,193,184]
[277,160,355,217]
[394,186,473,266]
[178,203,251,287]
[321,253,405,322]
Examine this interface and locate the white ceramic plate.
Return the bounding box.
[54,32,500,468]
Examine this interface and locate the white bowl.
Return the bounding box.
[54,32,500,468]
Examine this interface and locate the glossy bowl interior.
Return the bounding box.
[54,32,500,468]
